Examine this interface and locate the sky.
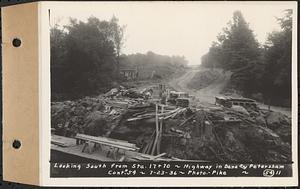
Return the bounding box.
[49,1,295,65]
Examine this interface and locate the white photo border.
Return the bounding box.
[39,1,298,187]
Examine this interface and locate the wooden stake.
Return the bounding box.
[151,104,159,155]
[157,106,164,154]
[143,131,155,154]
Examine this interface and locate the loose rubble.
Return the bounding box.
[51,85,292,162]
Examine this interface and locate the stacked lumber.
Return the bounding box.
[126,106,187,122]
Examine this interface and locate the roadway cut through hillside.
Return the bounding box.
[168,67,291,116]
[169,68,232,106]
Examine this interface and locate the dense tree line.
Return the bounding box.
[201,10,292,106]
[51,16,125,100]
[120,51,188,79]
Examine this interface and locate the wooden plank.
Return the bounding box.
[142,131,155,154]
[76,134,137,148]
[75,135,134,148]
[146,134,155,154]
[154,152,167,159]
[140,152,167,160]
[52,145,114,161]
[119,156,126,162]
[51,139,68,147]
[179,115,195,127]
[75,134,139,151]
[79,139,138,151]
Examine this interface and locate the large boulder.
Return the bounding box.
[265,112,290,129]
[265,111,291,144]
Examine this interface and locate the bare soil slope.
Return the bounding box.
[169,68,231,105]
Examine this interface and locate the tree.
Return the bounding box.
[201,10,293,106]
[109,16,126,75]
[50,25,67,93]
[221,11,261,70]
[262,9,292,106]
[201,11,263,93]
[201,42,223,69]
[51,16,125,100]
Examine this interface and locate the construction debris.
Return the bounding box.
[51,85,292,163]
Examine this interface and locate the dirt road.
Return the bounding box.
[168,67,291,116]
[169,68,231,106]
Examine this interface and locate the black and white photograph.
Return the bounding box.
[47,1,297,183]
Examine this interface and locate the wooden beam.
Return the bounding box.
[75,134,139,151]
[157,106,164,154]
[151,104,159,155]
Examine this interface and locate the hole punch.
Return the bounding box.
[12,38,21,47]
[12,139,21,149]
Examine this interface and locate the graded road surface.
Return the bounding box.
[168,67,291,116]
[168,68,231,106]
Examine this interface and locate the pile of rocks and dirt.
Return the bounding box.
[51,85,292,163]
[51,86,152,137]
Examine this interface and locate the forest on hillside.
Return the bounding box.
[51,16,187,100]
[120,52,188,79]
[201,10,292,107]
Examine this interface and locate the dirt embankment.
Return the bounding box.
[169,68,231,105]
[187,69,222,90]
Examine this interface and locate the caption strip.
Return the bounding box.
[51,162,292,177]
